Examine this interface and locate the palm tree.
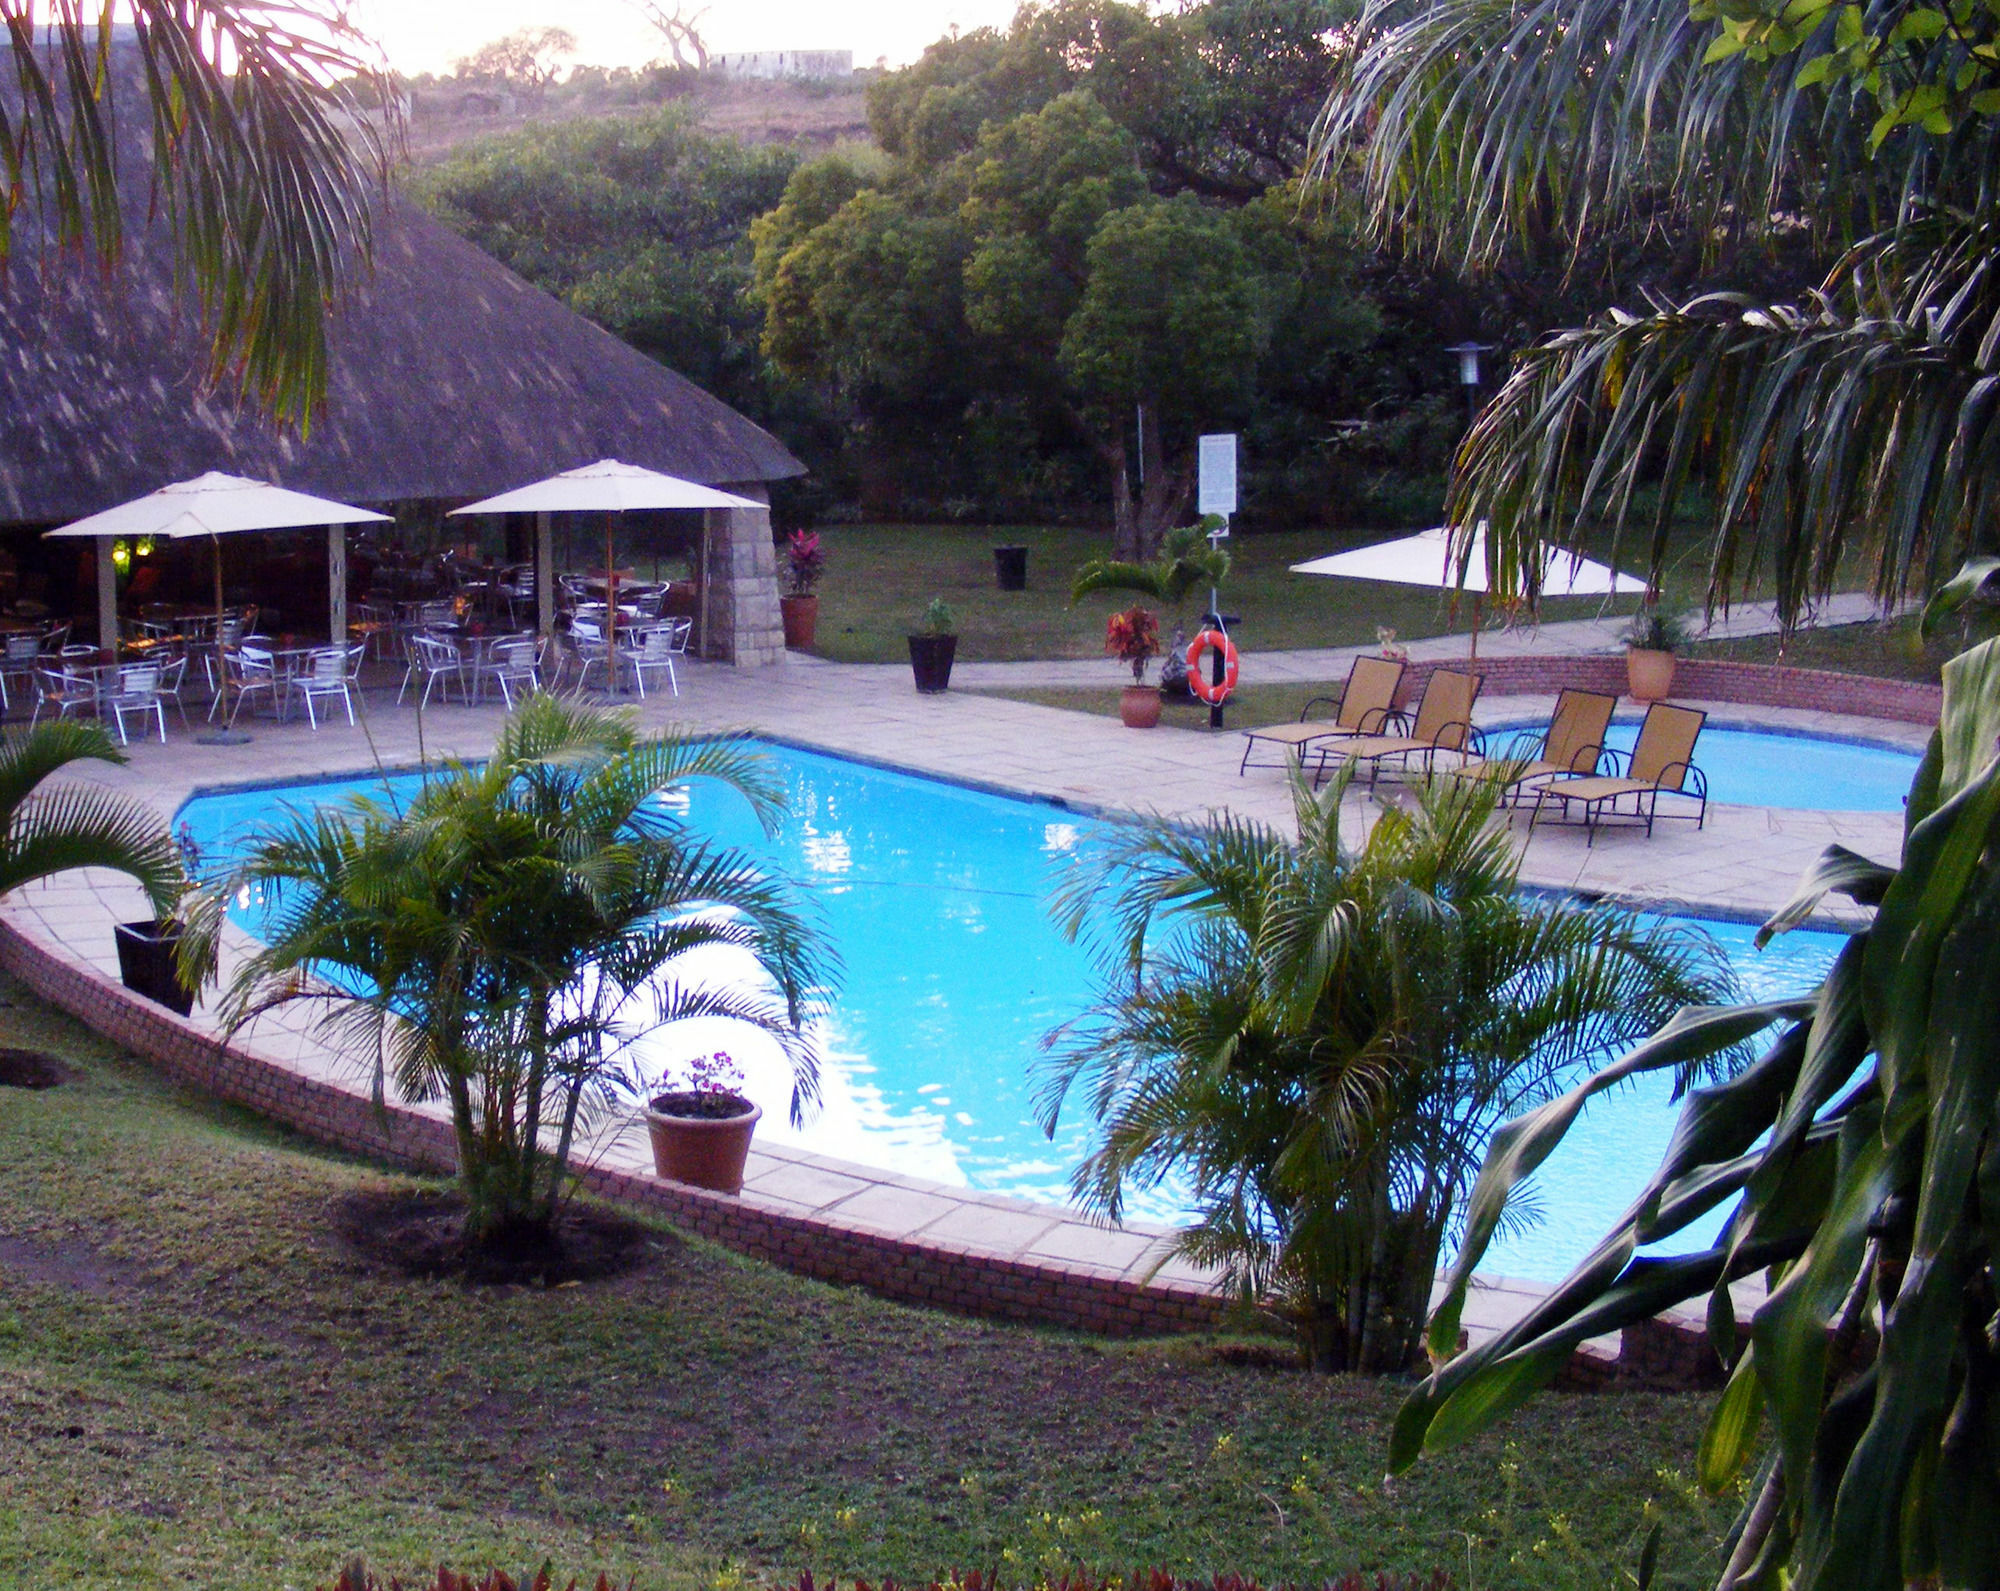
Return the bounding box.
[7,4,389,422]
[190,696,837,1257]
[0,720,181,911]
[1314,0,2000,624]
[1037,770,1731,1371]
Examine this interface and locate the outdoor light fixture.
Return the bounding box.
[1445,340,1494,388]
[110,539,131,570]
[1444,340,1496,427]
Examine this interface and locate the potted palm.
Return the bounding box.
[1624,604,1690,701]
[908,597,958,692]
[1105,606,1163,727]
[645,1049,762,1194]
[779,530,825,652]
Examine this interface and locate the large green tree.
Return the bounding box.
[415,108,799,419]
[6,4,388,423]
[749,0,1383,535]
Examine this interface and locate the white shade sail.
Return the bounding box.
[1290,524,1647,599]
[451,459,760,517]
[42,471,388,539]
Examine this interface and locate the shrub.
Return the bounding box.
[777,1575,1449,1591]
[324,1566,628,1591]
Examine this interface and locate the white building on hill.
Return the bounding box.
[713,50,853,81]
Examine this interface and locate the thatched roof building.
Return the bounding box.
[0,195,803,527]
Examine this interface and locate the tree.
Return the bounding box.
[1315,0,2000,622]
[5,5,388,425]
[454,27,577,91]
[0,722,180,914]
[193,698,835,1258]
[416,109,799,416]
[1038,769,1730,1371]
[1061,196,1274,555]
[631,0,710,72]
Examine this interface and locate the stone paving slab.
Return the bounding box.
[0,651,1911,1346]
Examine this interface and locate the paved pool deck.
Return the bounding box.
[0,634,1922,1348]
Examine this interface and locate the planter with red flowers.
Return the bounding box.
[645,1050,763,1195]
[1105,606,1163,728]
[779,530,825,652]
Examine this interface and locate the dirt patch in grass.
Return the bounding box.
[0,1232,150,1296]
[0,1047,68,1089]
[334,1186,666,1288]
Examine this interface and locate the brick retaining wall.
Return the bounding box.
[1389,655,1941,727]
[0,920,1223,1339]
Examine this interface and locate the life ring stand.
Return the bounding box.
[1186,628,1240,705]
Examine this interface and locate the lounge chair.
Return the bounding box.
[1313,668,1484,788]
[1454,688,1616,805]
[1529,701,1708,842]
[1238,655,1406,776]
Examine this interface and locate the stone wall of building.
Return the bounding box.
[703,487,786,667]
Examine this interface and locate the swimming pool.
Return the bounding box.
[1490,720,1922,812]
[177,746,1851,1283]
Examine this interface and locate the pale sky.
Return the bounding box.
[357,0,1022,77]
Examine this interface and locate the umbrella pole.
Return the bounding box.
[605,512,618,698]
[195,534,250,745]
[214,538,227,723]
[1470,594,1481,662]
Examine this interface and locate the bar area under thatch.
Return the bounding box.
[0,171,801,666]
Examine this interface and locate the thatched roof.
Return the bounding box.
[0,180,803,528]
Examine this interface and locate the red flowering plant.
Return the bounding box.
[784,530,825,598]
[1105,606,1162,683]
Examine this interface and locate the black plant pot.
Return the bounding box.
[908,634,958,693]
[992,544,1028,591]
[114,919,196,1016]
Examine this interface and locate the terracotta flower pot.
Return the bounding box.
[780,593,818,651]
[645,1092,762,1195]
[1626,646,1676,702]
[1119,683,1162,728]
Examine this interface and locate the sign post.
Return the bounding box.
[1196,434,1239,729]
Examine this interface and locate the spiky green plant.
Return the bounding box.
[188,696,837,1251]
[1038,770,1731,1372]
[0,719,180,910]
[1071,517,1233,611]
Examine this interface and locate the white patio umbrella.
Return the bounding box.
[1290,524,1647,658]
[45,472,389,742]
[452,460,759,695]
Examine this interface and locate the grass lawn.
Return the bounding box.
[0,975,1741,1591]
[807,525,1679,666]
[802,522,1881,667]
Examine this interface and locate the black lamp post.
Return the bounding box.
[1444,340,1495,428]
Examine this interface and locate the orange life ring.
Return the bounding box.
[1186,629,1240,704]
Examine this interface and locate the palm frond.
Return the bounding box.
[0,785,180,916]
[5,3,394,423]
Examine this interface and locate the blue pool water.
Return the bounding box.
[1493,720,1922,811]
[177,747,1853,1283]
